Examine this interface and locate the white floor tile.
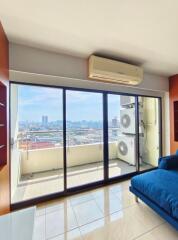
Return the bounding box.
[33,180,177,240]
[70,192,94,206]
[50,228,82,240]
[135,223,178,240]
[33,215,45,240]
[94,191,124,215]
[80,203,163,240]
[73,200,104,226]
[46,207,78,239]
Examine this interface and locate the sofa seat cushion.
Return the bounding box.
[131,169,178,220]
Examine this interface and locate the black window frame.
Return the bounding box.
[9,81,163,210]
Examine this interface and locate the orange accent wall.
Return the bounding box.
[169,74,178,154]
[0,21,10,215]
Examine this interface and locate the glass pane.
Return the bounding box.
[11,84,64,203]
[66,90,104,188]
[108,95,137,178]
[139,97,160,170]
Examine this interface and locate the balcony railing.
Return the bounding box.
[16,129,120,175]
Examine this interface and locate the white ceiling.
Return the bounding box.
[0,0,178,76]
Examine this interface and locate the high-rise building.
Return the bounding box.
[42,115,48,126]
[112,116,118,128]
[112,116,119,137]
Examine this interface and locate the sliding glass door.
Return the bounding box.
[66,90,104,188]
[108,95,137,178]
[10,82,162,205]
[11,84,64,203]
[138,97,161,170]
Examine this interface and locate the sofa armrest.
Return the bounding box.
[158,155,178,170]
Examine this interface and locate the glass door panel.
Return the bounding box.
[11,84,64,203]
[138,97,161,170]
[10,82,162,205]
[66,90,104,188]
[108,94,137,178]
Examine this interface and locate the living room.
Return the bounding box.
[0,1,178,239]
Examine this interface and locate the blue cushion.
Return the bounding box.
[131,169,178,220]
[176,150,178,155]
[158,155,178,170]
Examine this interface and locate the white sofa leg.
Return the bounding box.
[135,196,139,203]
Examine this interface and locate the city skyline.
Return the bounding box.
[19,118,119,124]
[14,85,122,150]
[19,117,120,130]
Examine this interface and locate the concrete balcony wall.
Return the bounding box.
[11,146,21,197]
[21,142,118,175]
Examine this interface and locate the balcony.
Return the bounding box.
[11,129,153,203]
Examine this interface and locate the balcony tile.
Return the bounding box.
[67,175,83,189]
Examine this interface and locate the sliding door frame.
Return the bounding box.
[103,93,109,181]
[135,96,140,172]
[10,81,163,210]
[63,89,67,191]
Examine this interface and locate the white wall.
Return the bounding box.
[9,43,169,93]
[9,43,170,155]
[9,43,87,80]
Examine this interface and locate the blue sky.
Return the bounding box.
[17,85,121,122]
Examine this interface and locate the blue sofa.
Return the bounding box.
[130,153,178,230]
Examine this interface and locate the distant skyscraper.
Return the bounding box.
[112,116,118,137]
[112,117,118,128]
[42,116,48,126]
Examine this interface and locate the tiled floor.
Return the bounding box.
[12,160,151,203]
[33,180,178,240]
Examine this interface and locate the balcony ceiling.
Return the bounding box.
[0,0,178,77]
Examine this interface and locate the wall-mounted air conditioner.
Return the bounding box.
[88,55,143,85]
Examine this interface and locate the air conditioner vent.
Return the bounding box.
[88,55,143,85]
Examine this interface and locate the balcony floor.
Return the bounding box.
[12,159,152,203]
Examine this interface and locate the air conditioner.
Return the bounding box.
[117,135,136,165]
[117,134,144,165]
[120,95,142,107]
[120,108,143,134]
[88,55,143,85]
